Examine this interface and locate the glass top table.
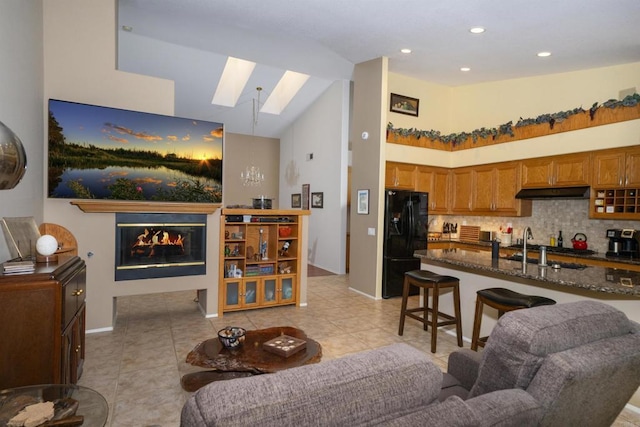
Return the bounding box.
[0,384,108,426]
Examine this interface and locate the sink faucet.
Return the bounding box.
[522,227,534,270]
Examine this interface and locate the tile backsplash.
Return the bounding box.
[432,199,639,254]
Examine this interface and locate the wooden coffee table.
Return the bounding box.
[181,326,322,392]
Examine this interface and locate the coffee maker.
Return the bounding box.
[606,229,640,259]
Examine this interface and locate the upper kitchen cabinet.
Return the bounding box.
[471,163,531,217]
[450,167,474,214]
[385,162,416,190]
[590,145,640,220]
[521,153,590,188]
[416,165,450,214]
[591,146,640,188]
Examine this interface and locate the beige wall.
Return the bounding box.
[387,62,640,167]
[43,0,276,330]
[349,58,388,298]
[451,62,640,132]
[224,133,280,207]
[387,72,453,133]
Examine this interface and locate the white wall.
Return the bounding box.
[279,80,350,273]
[0,1,44,261]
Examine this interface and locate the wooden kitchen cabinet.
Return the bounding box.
[467,163,530,216]
[0,256,86,389]
[450,167,474,213]
[416,165,450,213]
[521,153,590,188]
[591,146,640,188]
[590,146,640,219]
[385,162,416,189]
[484,163,529,216]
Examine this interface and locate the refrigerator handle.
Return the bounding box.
[406,202,414,252]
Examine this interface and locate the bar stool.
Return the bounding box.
[398,270,463,353]
[471,287,556,351]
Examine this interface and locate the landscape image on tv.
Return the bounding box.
[47,99,223,203]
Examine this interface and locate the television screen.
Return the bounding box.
[47,99,223,203]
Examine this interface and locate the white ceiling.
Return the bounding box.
[117,0,640,138]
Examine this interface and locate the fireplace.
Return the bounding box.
[115,213,206,281]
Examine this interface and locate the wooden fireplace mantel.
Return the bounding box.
[70,200,222,214]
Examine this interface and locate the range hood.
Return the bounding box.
[515,186,590,199]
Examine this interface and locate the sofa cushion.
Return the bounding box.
[181,343,441,426]
[468,300,633,398]
[382,389,541,427]
[527,333,640,427]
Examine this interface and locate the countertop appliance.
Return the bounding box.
[382,190,428,298]
[606,228,640,259]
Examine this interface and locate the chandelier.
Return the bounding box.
[241,87,265,186]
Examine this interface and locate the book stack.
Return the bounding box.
[2,260,35,275]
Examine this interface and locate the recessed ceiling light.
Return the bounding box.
[537,51,552,57]
[400,48,412,54]
[469,27,485,34]
[460,67,471,72]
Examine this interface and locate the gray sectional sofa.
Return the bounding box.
[181,300,640,426]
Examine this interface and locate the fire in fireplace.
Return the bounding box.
[115,213,206,281]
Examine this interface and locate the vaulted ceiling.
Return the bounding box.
[117,0,640,138]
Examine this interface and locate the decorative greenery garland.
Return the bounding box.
[387,93,640,146]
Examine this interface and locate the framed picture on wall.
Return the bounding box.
[291,193,301,208]
[357,189,369,215]
[311,192,324,208]
[390,93,419,117]
[302,184,310,210]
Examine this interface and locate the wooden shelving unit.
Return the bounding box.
[219,209,309,314]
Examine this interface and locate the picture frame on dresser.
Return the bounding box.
[1,216,40,260]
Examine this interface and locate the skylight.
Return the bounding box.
[211,57,256,107]
[260,70,310,115]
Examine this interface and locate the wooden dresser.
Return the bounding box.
[0,256,86,389]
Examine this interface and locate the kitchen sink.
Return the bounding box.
[504,254,589,270]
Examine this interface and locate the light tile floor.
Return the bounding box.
[78,274,640,426]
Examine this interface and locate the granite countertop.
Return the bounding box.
[414,247,640,297]
[429,238,640,268]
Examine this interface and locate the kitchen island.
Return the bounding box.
[413,246,639,343]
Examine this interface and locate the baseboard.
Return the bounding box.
[86,326,113,334]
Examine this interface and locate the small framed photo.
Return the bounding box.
[390,93,419,117]
[291,193,301,208]
[302,184,310,210]
[357,189,369,215]
[311,192,324,208]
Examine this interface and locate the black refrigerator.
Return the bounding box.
[382,190,429,298]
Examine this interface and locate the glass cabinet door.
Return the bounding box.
[262,278,277,305]
[224,280,240,308]
[279,276,295,304]
[244,279,258,306]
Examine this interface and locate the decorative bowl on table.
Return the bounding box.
[218,326,246,349]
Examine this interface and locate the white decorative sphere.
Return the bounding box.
[36,234,58,256]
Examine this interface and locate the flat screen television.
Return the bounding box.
[47,99,223,203]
